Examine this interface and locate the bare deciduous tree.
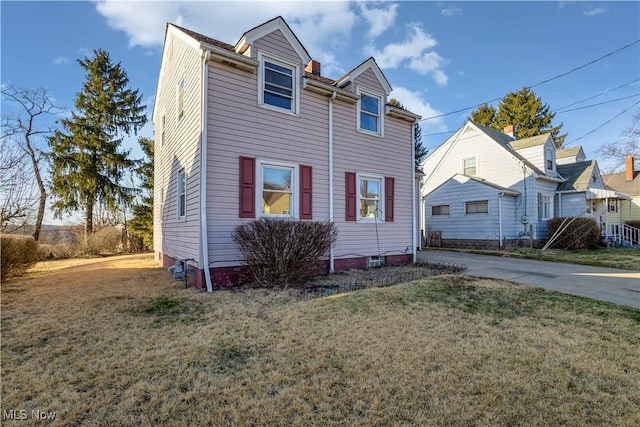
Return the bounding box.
[0,142,36,233]
[1,84,60,241]
[599,111,640,172]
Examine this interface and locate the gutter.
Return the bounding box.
[199,42,259,72]
[328,91,336,272]
[303,78,359,103]
[200,49,213,292]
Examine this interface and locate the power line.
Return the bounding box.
[420,39,640,122]
[564,100,640,146]
[555,78,639,111]
[557,94,640,114]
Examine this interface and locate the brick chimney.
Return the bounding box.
[503,125,516,139]
[305,60,321,76]
[626,155,635,181]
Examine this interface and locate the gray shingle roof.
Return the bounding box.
[557,160,597,191]
[556,146,582,159]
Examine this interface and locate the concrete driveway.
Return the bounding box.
[418,250,640,309]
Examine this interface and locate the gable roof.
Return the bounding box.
[335,57,392,95]
[510,133,553,150]
[557,160,598,191]
[234,16,312,64]
[171,23,235,51]
[470,122,548,177]
[603,170,640,196]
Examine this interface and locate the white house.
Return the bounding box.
[420,121,629,249]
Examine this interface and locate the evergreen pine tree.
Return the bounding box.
[468,87,566,146]
[49,49,147,235]
[388,98,428,167]
[129,137,154,249]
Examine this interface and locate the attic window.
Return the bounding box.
[463,157,477,176]
[357,89,383,136]
[546,148,554,170]
[177,79,185,120]
[258,53,299,114]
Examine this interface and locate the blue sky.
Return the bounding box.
[2,1,639,224]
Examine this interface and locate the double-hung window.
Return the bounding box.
[358,90,382,135]
[177,168,186,219]
[608,199,618,213]
[259,54,298,114]
[546,148,554,170]
[260,161,297,217]
[463,157,477,176]
[359,175,382,220]
[539,194,553,219]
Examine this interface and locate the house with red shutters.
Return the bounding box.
[152,17,421,291]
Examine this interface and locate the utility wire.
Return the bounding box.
[420,39,640,122]
[555,78,640,111]
[564,100,640,146]
[557,94,639,114]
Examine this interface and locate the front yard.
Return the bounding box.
[1,254,639,425]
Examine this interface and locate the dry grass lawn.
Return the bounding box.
[2,254,639,426]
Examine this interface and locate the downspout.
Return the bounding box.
[200,49,213,292]
[328,91,336,273]
[411,121,417,263]
[498,192,504,249]
[558,193,562,217]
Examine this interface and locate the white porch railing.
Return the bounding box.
[605,223,640,247]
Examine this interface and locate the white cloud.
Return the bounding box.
[359,2,399,38]
[389,86,446,132]
[94,1,357,78]
[438,2,462,17]
[53,56,69,65]
[365,22,448,86]
[583,6,605,16]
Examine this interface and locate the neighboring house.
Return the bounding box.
[556,146,586,165]
[419,120,629,249]
[153,17,421,291]
[603,156,640,225]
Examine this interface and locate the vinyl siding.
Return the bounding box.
[252,30,301,64]
[353,69,386,96]
[153,31,203,264]
[426,177,519,241]
[205,60,330,267]
[332,99,414,261]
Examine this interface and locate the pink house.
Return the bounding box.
[153,17,421,291]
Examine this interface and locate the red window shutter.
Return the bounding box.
[239,156,255,218]
[385,176,394,222]
[345,172,356,221]
[300,165,313,220]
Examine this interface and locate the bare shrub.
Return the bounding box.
[547,217,601,250]
[77,226,123,256]
[232,219,337,287]
[37,243,75,260]
[1,234,38,280]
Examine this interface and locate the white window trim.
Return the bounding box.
[545,148,554,170]
[357,172,384,222]
[541,193,553,220]
[462,156,478,176]
[464,200,489,215]
[177,168,186,220]
[356,88,384,137]
[257,52,300,116]
[256,159,299,219]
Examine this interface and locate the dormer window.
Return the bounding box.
[258,53,299,114]
[546,148,554,170]
[357,89,383,136]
